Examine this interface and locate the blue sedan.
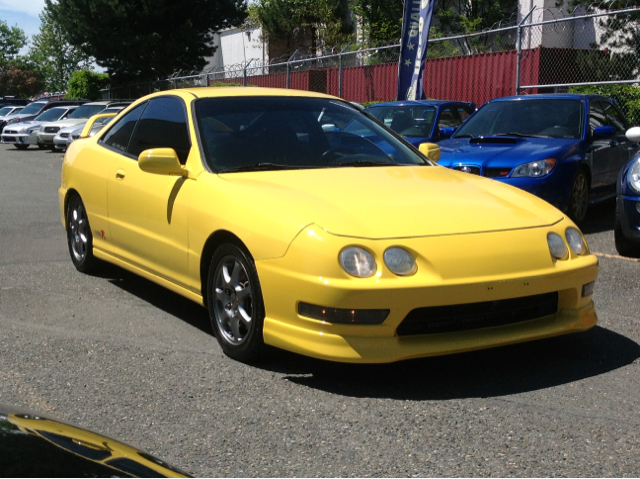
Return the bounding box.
[615,127,640,257]
[437,94,639,222]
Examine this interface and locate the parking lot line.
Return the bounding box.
[593,252,640,262]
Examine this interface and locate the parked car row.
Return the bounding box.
[0,100,131,150]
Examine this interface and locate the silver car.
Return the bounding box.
[1,106,79,149]
[54,106,127,150]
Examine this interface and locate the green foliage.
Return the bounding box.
[350,0,403,42]
[569,84,640,126]
[28,9,92,92]
[67,69,110,100]
[254,0,352,55]
[0,61,45,97]
[574,50,637,83]
[0,20,27,65]
[47,0,246,85]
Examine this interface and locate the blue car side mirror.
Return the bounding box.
[593,125,615,138]
[440,127,455,139]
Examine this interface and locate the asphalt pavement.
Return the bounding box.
[0,144,639,477]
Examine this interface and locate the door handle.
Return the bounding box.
[115,169,126,180]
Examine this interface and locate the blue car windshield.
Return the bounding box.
[366,105,436,138]
[454,99,583,139]
[195,97,430,173]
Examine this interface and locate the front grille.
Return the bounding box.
[4,130,17,134]
[453,165,480,175]
[59,133,69,138]
[397,292,558,336]
[484,167,511,178]
[44,127,60,133]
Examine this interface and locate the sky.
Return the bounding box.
[0,0,45,49]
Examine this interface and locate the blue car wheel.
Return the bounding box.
[568,169,589,223]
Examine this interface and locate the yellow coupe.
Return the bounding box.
[59,87,598,363]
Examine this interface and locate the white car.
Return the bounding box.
[0,105,24,118]
[1,106,79,149]
[37,101,114,149]
[53,105,127,150]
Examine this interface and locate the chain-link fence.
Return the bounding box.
[101,6,640,118]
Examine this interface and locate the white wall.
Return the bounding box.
[203,27,267,71]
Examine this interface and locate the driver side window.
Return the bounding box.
[101,102,147,155]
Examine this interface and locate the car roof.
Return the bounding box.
[366,100,472,108]
[489,93,609,102]
[183,86,338,100]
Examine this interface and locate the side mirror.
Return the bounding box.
[626,126,640,143]
[593,125,615,139]
[138,148,185,176]
[419,142,441,162]
[80,113,117,138]
[439,127,455,139]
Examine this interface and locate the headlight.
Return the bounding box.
[28,127,40,134]
[628,159,640,193]
[339,247,376,277]
[565,228,586,255]
[547,233,568,260]
[511,158,556,177]
[383,247,417,275]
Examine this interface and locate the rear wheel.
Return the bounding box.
[14,144,28,150]
[37,143,47,150]
[66,195,99,273]
[207,243,266,363]
[568,169,589,223]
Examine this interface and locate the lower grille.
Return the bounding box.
[44,127,59,133]
[397,292,558,336]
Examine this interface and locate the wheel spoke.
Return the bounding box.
[222,263,233,286]
[236,284,252,301]
[230,261,241,287]
[215,287,227,303]
[229,314,242,340]
[237,305,252,324]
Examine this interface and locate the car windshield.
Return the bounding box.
[34,108,70,122]
[195,97,429,172]
[454,99,583,139]
[67,104,106,119]
[365,105,437,137]
[19,102,45,115]
[0,107,15,116]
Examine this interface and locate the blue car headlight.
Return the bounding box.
[628,159,640,193]
[511,158,556,178]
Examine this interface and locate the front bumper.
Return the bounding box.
[617,194,640,241]
[53,134,69,150]
[256,223,598,363]
[1,132,38,145]
[37,132,57,146]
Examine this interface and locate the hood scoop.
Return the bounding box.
[469,137,519,145]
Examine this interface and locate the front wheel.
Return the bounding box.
[14,144,28,150]
[207,243,266,363]
[568,169,589,223]
[66,195,99,273]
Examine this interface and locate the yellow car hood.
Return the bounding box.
[218,165,563,239]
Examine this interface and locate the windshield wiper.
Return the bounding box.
[329,160,394,167]
[220,163,309,173]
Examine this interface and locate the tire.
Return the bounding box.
[37,143,47,150]
[207,243,266,363]
[66,195,99,273]
[568,169,589,223]
[14,144,28,150]
[614,203,640,258]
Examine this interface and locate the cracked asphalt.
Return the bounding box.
[0,144,639,477]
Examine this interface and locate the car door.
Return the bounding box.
[106,96,193,288]
[587,100,617,195]
[602,100,635,186]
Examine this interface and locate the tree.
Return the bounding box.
[47,0,246,85]
[254,0,353,56]
[351,0,403,43]
[0,61,45,97]
[0,20,28,65]
[67,69,110,100]
[29,8,92,92]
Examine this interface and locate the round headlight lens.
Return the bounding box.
[565,228,586,255]
[384,247,417,276]
[547,233,568,260]
[628,159,640,193]
[339,247,376,277]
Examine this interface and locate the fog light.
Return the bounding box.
[298,302,389,324]
[582,281,595,297]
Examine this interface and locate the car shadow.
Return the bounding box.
[95,262,213,336]
[257,326,640,400]
[580,197,616,234]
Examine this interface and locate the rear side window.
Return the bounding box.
[101,102,147,154]
[588,102,606,136]
[601,101,627,135]
[127,97,191,164]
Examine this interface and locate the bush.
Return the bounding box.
[569,83,640,126]
[67,69,110,100]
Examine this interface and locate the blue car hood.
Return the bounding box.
[437,137,579,167]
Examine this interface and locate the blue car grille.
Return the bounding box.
[397,292,559,336]
[453,165,480,175]
[484,167,511,178]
